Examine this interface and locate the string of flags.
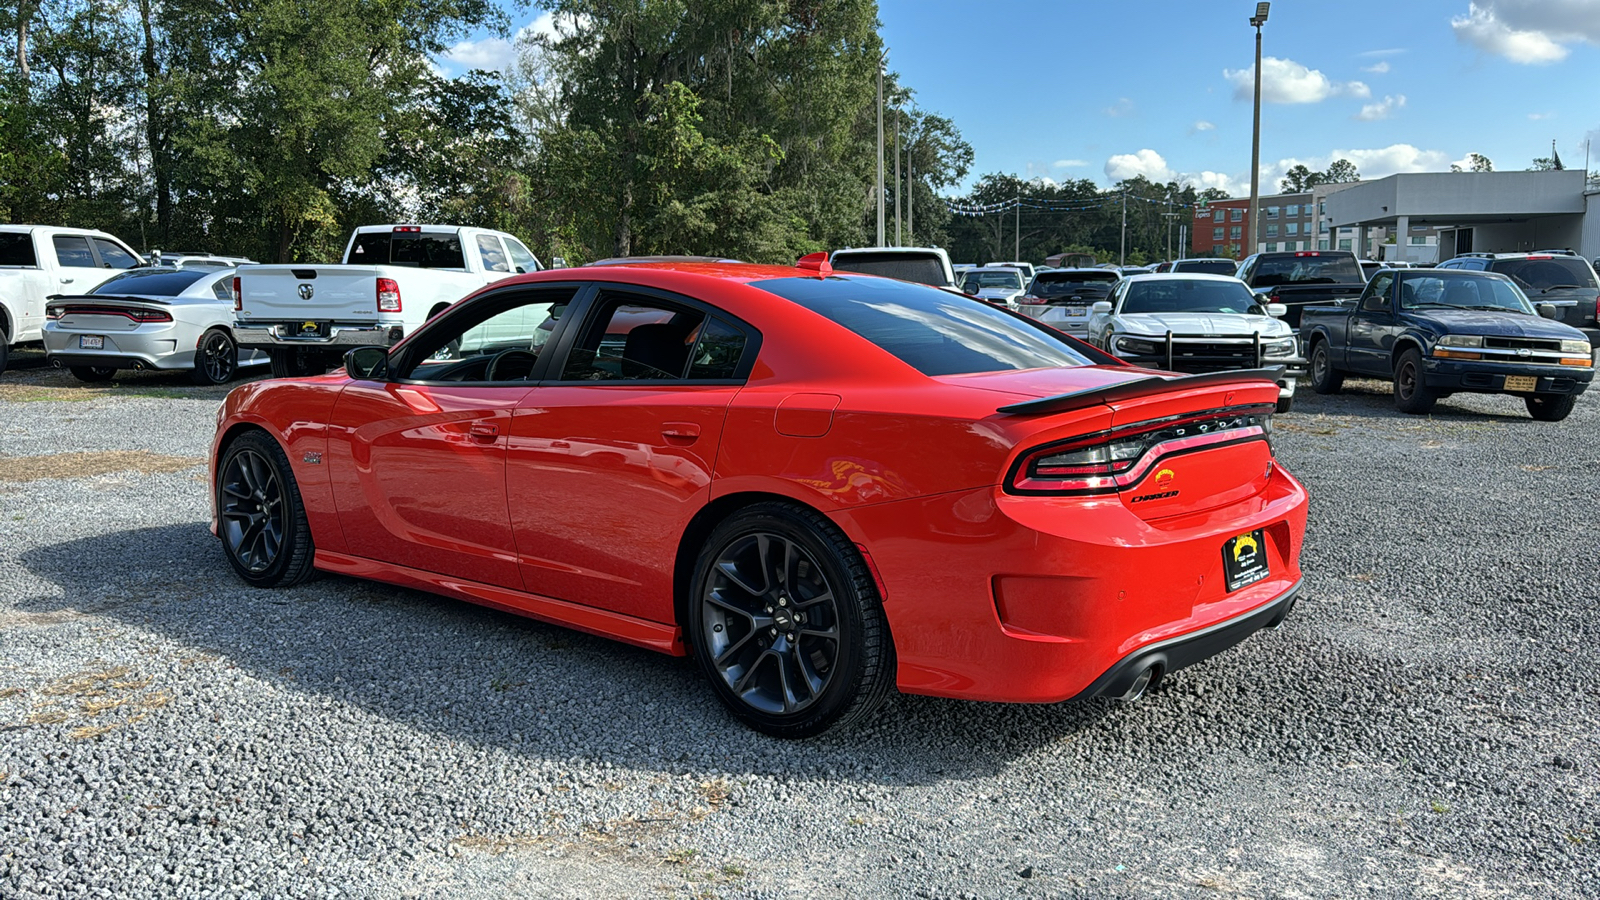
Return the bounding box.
[944,194,1201,217]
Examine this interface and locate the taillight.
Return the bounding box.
[1020,294,1045,305]
[377,277,402,312]
[232,276,241,311]
[132,309,173,323]
[47,305,63,320]
[1006,406,1274,496]
[1593,296,1599,321]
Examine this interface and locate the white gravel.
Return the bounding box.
[1,359,1597,899]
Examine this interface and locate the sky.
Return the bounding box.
[438,0,1600,198]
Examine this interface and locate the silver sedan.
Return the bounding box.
[42,267,268,384]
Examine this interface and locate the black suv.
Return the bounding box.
[1436,252,1600,339]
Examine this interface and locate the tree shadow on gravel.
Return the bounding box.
[18,523,1117,786]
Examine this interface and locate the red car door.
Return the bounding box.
[506,291,754,624]
[328,382,532,589]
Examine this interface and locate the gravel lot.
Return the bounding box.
[2,343,1597,899]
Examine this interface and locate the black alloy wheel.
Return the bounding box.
[217,430,316,587]
[268,347,330,379]
[1526,392,1577,422]
[1308,340,1343,394]
[69,365,118,383]
[192,328,238,385]
[1392,348,1437,414]
[690,502,892,738]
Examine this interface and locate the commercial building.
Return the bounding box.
[1190,192,1318,258]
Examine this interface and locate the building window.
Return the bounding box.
[1318,202,1325,214]
[1264,243,1278,252]
[1410,236,1427,245]
[1230,209,1243,222]
[1213,227,1224,240]
[1318,221,1329,233]
[1214,209,1225,222]
[1230,226,1242,240]
[1338,239,1352,250]
[1319,240,1330,250]
[1282,241,1296,251]
[1265,224,1278,237]
[1285,204,1299,217]
[1265,206,1279,219]
[1286,223,1298,235]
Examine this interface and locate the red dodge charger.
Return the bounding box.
[210,258,1308,737]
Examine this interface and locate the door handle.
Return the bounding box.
[661,422,700,440]
[469,422,499,440]
[59,277,74,284]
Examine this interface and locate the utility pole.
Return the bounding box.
[894,104,902,246]
[1247,3,1270,257]
[1014,193,1021,261]
[1179,224,1188,259]
[907,134,915,245]
[876,53,885,246]
[1119,189,1127,266]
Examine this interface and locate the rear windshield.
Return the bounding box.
[347,230,467,269]
[0,233,35,266]
[962,270,1024,291]
[1122,279,1259,315]
[1030,272,1116,298]
[1250,254,1363,287]
[755,275,1092,376]
[89,268,210,296]
[1171,260,1238,276]
[1489,257,1598,292]
[829,252,950,287]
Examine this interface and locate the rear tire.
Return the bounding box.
[268,347,328,379]
[1275,393,1294,414]
[1392,348,1437,414]
[191,328,238,385]
[70,365,117,383]
[1525,392,1577,422]
[1308,340,1343,394]
[688,501,893,739]
[216,430,317,587]
[0,338,9,376]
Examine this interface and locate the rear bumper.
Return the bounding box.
[1422,358,1593,395]
[234,322,401,349]
[42,324,191,370]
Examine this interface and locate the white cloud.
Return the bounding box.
[1192,120,1216,132]
[1527,111,1554,120]
[1103,149,1245,195]
[1265,144,1452,189]
[1355,95,1407,121]
[1450,2,1574,64]
[1053,159,1089,168]
[1223,57,1369,104]
[1103,97,1135,118]
[1362,60,1391,74]
[443,12,565,73]
[1359,48,1407,57]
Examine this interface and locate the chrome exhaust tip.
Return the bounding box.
[1120,665,1158,701]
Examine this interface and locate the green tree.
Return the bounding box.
[1279,164,1321,192]
[1321,158,1360,183]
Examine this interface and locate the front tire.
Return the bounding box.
[1308,340,1343,394]
[192,328,239,385]
[70,365,118,383]
[1392,348,1437,414]
[688,502,893,739]
[268,347,328,379]
[0,338,9,376]
[216,430,316,587]
[1525,392,1577,422]
[1275,393,1295,414]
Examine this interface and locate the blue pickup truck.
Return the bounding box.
[1300,268,1594,421]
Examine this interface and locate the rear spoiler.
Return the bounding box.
[44,294,175,305]
[996,366,1286,416]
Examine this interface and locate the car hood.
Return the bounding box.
[1410,308,1587,339]
[1113,312,1292,338]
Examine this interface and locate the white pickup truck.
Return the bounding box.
[1,225,145,375]
[234,224,542,376]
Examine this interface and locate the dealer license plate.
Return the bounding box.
[1222,529,1269,593]
[1503,375,1538,392]
[1063,306,1087,317]
[79,335,104,350]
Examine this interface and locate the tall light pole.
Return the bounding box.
[876,51,886,246]
[894,102,902,246]
[1247,2,1269,257]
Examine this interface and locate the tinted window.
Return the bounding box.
[1250,254,1362,286]
[477,234,510,273]
[347,230,466,269]
[1170,260,1238,276]
[1029,272,1117,298]
[89,268,210,296]
[1399,273,1532,313]
[93,238,140,269]
[1121,279,1258,314]
[561,295,705,381]
[1489,257,1597,291]
[0,233,36,266]
[504,238,540,274]
[961,270,1024,291]
[755,275,1093,376]
[831,252,950,287]
[686,317,747,379]
[53,235,96,267]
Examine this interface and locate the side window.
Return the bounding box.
[476,234,510,273]
[504,238,540,274]
[402,288,577,382]
[52,235,96,267]
[1362,273,1394,310]
[93,238,140,269]
[559,294,708,382]
[211,277,233,303]
[686,317,748,379]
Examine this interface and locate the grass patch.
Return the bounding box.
[0,687,24,699]
[0,452,201,483]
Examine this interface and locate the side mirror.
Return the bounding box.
[1265,302,1288,318]
[550,256,568,269]
[344,346,389,380]
[1090,301,1113,315]
[1536,302,1559,319]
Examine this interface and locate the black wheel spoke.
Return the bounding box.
[713,629,758,667]
[705,589,757,622]
[715,560,763,597]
